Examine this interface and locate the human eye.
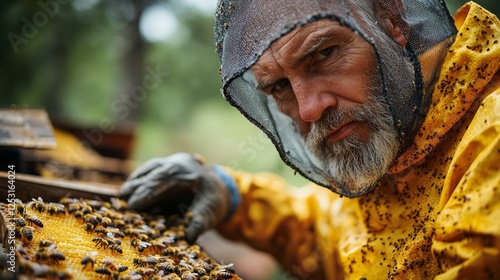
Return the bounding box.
[273,79,290,91]
[317,46,334,60]
[270,78,293,105]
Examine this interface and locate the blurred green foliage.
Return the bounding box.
[1,0,499,187]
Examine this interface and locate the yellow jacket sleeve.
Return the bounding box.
[216,169,344,279]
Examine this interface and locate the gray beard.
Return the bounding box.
[305,93,398,193]
[304,43,414,195]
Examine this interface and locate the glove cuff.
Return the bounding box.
[212,165,240,221]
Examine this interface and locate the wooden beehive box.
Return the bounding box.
[0,172,241,280]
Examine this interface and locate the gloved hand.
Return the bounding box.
[119,152,239,243]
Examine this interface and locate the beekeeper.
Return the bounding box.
[120,1,500,278]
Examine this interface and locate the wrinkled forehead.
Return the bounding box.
[215,0,363,83]
[251,19,356,72]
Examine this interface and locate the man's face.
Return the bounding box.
[251,19,412,191]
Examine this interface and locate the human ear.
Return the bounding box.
[375,0,408,47]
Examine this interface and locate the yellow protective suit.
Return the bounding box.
[217,2,500,279]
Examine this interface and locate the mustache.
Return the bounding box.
[306,105,370,145]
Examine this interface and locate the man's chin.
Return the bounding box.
[326,172,383,198]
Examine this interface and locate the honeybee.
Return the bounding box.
[98,207,123,219]
[27,197,46,213]
[187,244,201,259]
[102,257,128,272]
[94,226,107,236]
[48,246,65,264]
[116,264,128,272]
[151,274,163,280]
[47,203,66,216]
[155,256,170,263]
[101,217,113,227]
[21,226,34,242]
[125,227,141,237]
[156,235,176,246]
[123,213,143,225]
[130,238,140,248]
[36,244,65,264]
[137,233,150,242]
[217,263,235,273]
[93,237,110,249]
[132,257,148,267]
[181,271,199,280]
[142,226,160,239]
[211,263,235,278]
[149,220,167,232]
[211,270,233,279]
[59,197,79,205]
[95,266,120,279]
[110,197,128,211]
[81,251,98,269]
[132,256,156,267]
[34,249,50,263]
[67,201,86,213]
[23,261,50,277]
[105,232,122,245]
[163,246,180,257]
[85,199,111,209]
[109,243,123,254]
[13,198,25,215]
[112,218,126,229]
[137,241,151,253]
[149,240,167,254]
[110,228,125,238]
[38,240,53,248]
[193,265,207,276]
[130,267,156,278]
[156,260,176,273]
[119,275,144,280]
[146,256,158,266]
[176,266,190,276]
[15,243,29,259]
[32,262,72,279]
[24,214,44,228]
[162,230,179,240]
[82,205,93,215]
[179,259,192,270]
[162,273,182,280]
[14,216,26,227]
[84,213,102,225]
[74,210,84,219]
[85,222,96,233]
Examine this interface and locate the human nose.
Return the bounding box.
[292,78,337,122]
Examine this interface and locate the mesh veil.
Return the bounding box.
[214,0,457,197]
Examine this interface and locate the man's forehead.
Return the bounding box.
[251,19,349,71]
[266,19,343,51]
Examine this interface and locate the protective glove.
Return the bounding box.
[119,152,240,243]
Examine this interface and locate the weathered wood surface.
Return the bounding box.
[0,109,56,149]
[0,172,120,203]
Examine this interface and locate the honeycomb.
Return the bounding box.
[0,197,241,280]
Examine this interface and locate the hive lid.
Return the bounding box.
[0,108,56,149]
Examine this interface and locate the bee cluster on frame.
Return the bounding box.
[0,197,241,280]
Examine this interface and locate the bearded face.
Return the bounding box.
[252,19,414,193]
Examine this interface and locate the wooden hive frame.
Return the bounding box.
[0,172,241,280]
